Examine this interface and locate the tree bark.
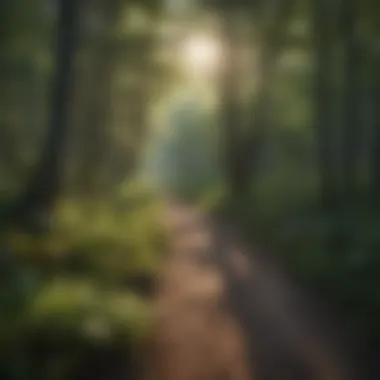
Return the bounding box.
[75,0,123,196]
[6,0,80,232]
[311,0,338,212]
[219,10,245,197]
[370,47,380,205]
[242,0,295,197]
[340,0,362,205]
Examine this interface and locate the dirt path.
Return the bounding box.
[142,201,355,380]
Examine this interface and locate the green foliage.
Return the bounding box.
[0,180,165,379]
[1,0,380,377]
[31,277,153,342]
[230,168,380,341]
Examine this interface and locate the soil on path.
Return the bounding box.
[142,201,355,380]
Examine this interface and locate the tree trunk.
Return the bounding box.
[219,0,294,200]
[219,10,245,197]
[311,0,338,212]
[340,0,361,205]
[242,0,295,198]
[6,0,80,232]
[370,48,380,205]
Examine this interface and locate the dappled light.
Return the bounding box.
[179,33,223,78]
[0,0,379,380]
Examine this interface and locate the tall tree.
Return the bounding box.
[215,0,295,199]
[371,56,380,203]
[367,1,380,205]
[74,0,124,196]
[69,1,160,197]
[311,0,338,212]
[6,0,80,232]
[339,0,362,205]
[218,6,244,197]
[242,0,295,198]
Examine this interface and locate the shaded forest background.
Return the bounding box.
[0,0,379,379]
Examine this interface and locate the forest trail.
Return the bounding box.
[142,201,355,380]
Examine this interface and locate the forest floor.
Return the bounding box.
[142,201,356,380]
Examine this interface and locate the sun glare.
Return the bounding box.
[180,34,222,76]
